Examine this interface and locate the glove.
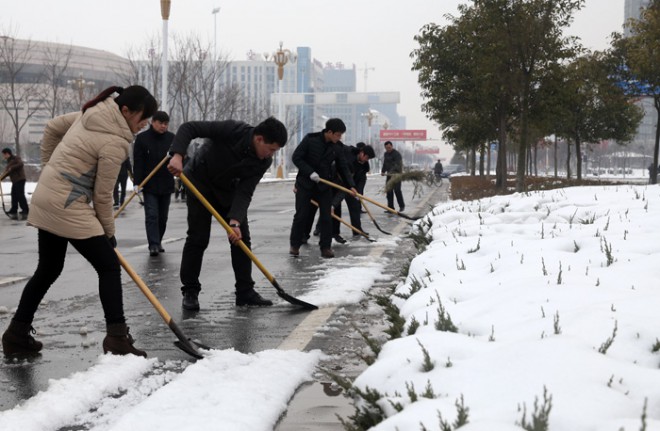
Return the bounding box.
[108,235,117,248]
[133,186,140,194]
[310,172,320,183]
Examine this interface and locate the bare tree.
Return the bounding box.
[0,30,45,157]
[168,34,242,125]
[215,81,244,121]
[124,34,162,101]
[40,42,75,118]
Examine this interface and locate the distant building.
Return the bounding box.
[0,38,130,161]
[624,0,651,35]
[0,38,404,168]
[623,0,655,153]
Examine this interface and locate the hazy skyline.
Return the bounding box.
[2,0,625,156]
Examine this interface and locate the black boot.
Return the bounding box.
[2,319,43,356]
[103,323,147,357]
[182,290,200,311]
[236,289,273,307]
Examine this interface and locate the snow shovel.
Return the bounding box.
[360,198,391,235]
[114,155,170,218]
[115,248,209,359]
[318,178,421,221]
[180,173,318,311]
[310,199,376,242]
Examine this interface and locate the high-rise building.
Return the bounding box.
[623,0,655,155]
[624,0,651,35]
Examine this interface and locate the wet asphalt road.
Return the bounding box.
[0,176,446,413]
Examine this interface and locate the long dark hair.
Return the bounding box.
[82,85,158,120]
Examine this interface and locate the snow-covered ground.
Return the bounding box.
[354,183,660,430]
[2,178,660,430]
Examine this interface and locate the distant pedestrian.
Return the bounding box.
[113,158,131,208]
[381,141,405,212]
[174,176,187,201]
[133,111,175,256]
[289,118,357,258]
[1,147,29,220]
[1,85,157,358]
[434,160,444,180]
[166,117,288,310]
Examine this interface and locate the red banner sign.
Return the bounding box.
[415,147,439,154]
[379,130,427,141]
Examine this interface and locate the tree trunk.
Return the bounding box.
[652,97,660,185]
[565,140,572,179]
[575,138,582,180]
[495,115,507,191]
[554,136,558,178]
[487,144,491,176]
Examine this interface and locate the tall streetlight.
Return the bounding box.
[361,109,378,146]
[211,7,220,119]
[160,0,171,112]
[67,73,95,107]
[265,41,296,178]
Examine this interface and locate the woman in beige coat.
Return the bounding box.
[2,85,157,358]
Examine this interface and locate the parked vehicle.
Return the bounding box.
[440,164,465,178]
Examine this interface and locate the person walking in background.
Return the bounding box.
[166,117,288,310]
[1,147,29,220]
[434,159,444,180]
[289,118,357,258]
[133,111,175,257]
[1,85,157,358]
[381,140,405,212]
[113,158,131,208]
[174,176,187,201]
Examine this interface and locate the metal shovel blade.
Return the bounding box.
[169,320,208,359]
[276,289,318,310]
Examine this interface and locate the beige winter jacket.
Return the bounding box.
[28,98,134,239]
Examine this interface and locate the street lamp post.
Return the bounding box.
[361,109,377,146]
[211,6,220,119]
[67,73,95,107]
[160,0,171,112]
[267,41,296,178]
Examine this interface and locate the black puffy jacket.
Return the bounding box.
[169,120,271,223]
[133,126,175,195]
[292,131,355,191]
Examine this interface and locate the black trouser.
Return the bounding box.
[9,179,28,214]
[143,192,171,249]
[180,190,254,294]
[333,191,362,233]
[113,174,128,205]
[13,229,124,325]
[386,175,405,210]
[174,178,187,200]
[291,185,332,249]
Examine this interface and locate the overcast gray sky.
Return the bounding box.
[2,0,625,154]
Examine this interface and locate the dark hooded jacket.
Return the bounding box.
[169,120,271,223]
